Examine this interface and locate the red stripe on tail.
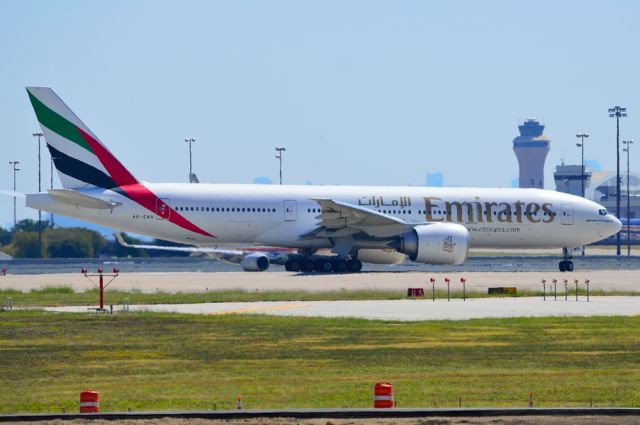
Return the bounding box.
[77,127,215,238]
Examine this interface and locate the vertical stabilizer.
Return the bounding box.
[26,87,138,190]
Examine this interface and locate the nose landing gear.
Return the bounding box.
[559,259,574,272]
[559,247,574,272]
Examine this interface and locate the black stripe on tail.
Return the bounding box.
[47,144,118,189]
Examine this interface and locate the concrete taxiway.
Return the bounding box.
[2,270,640,293]
[45,296,640,321]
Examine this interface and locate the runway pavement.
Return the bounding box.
[2,270,639,293]
[45,296,640,321]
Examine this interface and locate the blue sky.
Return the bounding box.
[2,0,640,228]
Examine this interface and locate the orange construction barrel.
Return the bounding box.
[79,390,100,413]
[374,382,394,408]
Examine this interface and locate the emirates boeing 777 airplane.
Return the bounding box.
[13,87,621,272]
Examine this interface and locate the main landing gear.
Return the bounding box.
[559,247,574,272]
[284,256,363,273]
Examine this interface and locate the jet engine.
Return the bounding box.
[240,253,270,271]
[392,223,469,265]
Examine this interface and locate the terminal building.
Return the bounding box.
[513,119,551,189]
[553,163,591,197]
[554,165,640,218]
[554,165,640,243]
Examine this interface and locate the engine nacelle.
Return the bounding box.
[240,253,270,271]
[394,223,469,265]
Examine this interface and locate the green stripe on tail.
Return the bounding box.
[27,91,93,153]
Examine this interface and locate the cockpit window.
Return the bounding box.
[598,208,608,216]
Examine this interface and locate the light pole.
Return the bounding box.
[184,138,196,182]
[275,147,286,185]
[609,106,627,256]
[623,139,634,256]
[9,161,20,228]
[33,132,44,257]
[576,133,589,197]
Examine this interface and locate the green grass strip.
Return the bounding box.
[1,287,637,307]
[0,311,638,413]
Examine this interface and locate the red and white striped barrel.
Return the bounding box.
[374,382,394,408]
[79,390,99,413]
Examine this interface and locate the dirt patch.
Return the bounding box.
[5,416,640,425]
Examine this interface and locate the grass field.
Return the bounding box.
[0,286,634,307]
[0,311,638,413]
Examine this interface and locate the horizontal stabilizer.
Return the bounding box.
[0,189,25,199]
[49,189,121,209]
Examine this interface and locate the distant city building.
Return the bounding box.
[553,163,591,197]
[252,176,273,185]
[584,160,602,172]
[426,172,444,187]
[513,119,551,189]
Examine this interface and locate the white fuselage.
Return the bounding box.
[26,184,620,250]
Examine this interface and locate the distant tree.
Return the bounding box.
[11,232,45,258]
[45,228,107,258]
[47,238,92,258]
[14,219,52,233]
[0,226,11,246]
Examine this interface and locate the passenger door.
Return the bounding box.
[561,203,574,225]
[156,198,171,220]
[283,200,297,222]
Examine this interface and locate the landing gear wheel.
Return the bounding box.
[314,259,333,273]
[332,259,348,273]
[347,259,363,273]
[285,260,300,272]
[301,259,315,273]
[559,260,574,272]
[560,247,574,272]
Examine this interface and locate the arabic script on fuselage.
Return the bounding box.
[358,196,556,224]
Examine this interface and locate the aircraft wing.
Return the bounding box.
[308,198,416,238]
[115,231,243,255]
[114,232,289,265]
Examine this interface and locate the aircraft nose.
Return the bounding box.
[602,214,623,238]
[612,215,623,233]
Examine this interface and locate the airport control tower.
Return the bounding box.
[513,119,551,189]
